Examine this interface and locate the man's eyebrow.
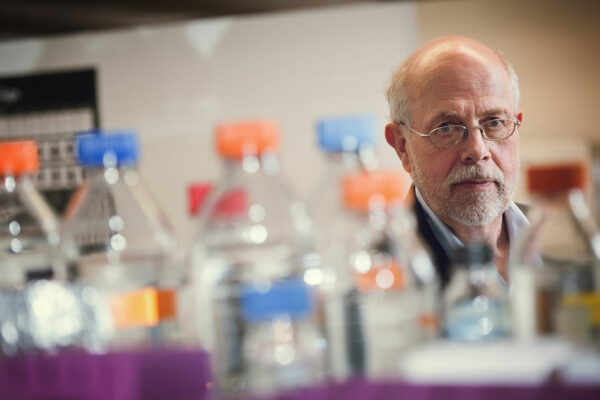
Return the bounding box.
[429,111,460,122]
[426,109,511,126]
[481,109,509,117]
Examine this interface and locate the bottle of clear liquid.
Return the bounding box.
[241,279,325,397]
[307,114,379,379]
[307,115,380,282]
[61,131,180,349]
[334,170,438,379]
[181,182,245,348]
[510,163,600,345]
[0,140,111,356]
[444,243,511,341]
[190,120,314,396]
[0,140,66,284]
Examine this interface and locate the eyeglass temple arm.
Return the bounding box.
[397,121,431,138]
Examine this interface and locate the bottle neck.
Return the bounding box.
[221,152,281,177]
[84,165,138,185]
[323,151,360,171]
[322,146,378,172]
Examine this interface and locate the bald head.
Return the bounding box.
[387,35,519,125]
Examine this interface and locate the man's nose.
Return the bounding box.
[459,127,491,164]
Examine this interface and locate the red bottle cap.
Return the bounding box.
[527,163,587,194]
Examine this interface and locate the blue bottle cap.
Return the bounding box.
[316,115,378,153]
[76,131,140,168]
[241,279,313,322]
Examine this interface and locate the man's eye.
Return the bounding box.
[436,123,454,133]
[485,119,504,128]
[434,124,458,136]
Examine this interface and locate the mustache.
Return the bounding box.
[446,164,504,186]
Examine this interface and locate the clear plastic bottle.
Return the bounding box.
[510,163,600,345]
[0,140,111,356]
[190,120,314,396]
[307,115,380,284]
[444,243,511,341]
[0,140,66,284]
[61,131,180,349]
[307,114,379,379]
[334,170,438,379]
[241,279,325,397]
[182,182,244,348]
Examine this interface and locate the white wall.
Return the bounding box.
[0,3,418,247]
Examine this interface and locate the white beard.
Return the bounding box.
[411,162,511,227]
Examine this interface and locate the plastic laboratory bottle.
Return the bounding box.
[61,131,179,349]
[307,114,381,285]
[0,141,111,356]
[190,120,314,396]
[241,279,325,397]
[180,182,243,348]
[0,140,66,285]
[334,170,438,379]
[444,243,511,341]
[510,163,600,345]
[307,115,380,379]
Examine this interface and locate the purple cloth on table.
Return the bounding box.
[0,350,211,400]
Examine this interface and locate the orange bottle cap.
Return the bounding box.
[0,140,39,175]
[216,120,280,159]
[527,163,587,194]
[342,170,411,212]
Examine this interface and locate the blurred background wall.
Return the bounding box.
[0,0,599,246]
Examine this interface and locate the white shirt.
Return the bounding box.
[414,187,530,284]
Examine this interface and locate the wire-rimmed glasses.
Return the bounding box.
[398,118,520,148]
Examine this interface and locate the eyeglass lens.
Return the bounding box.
[430,119,516,147]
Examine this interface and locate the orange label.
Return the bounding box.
[110,287,176,330]
[355,261,405,292]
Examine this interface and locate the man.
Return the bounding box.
[385,35,528,286]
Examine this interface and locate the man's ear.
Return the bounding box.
[385,123,411,174]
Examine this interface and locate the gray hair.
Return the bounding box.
[386,50,520,126]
